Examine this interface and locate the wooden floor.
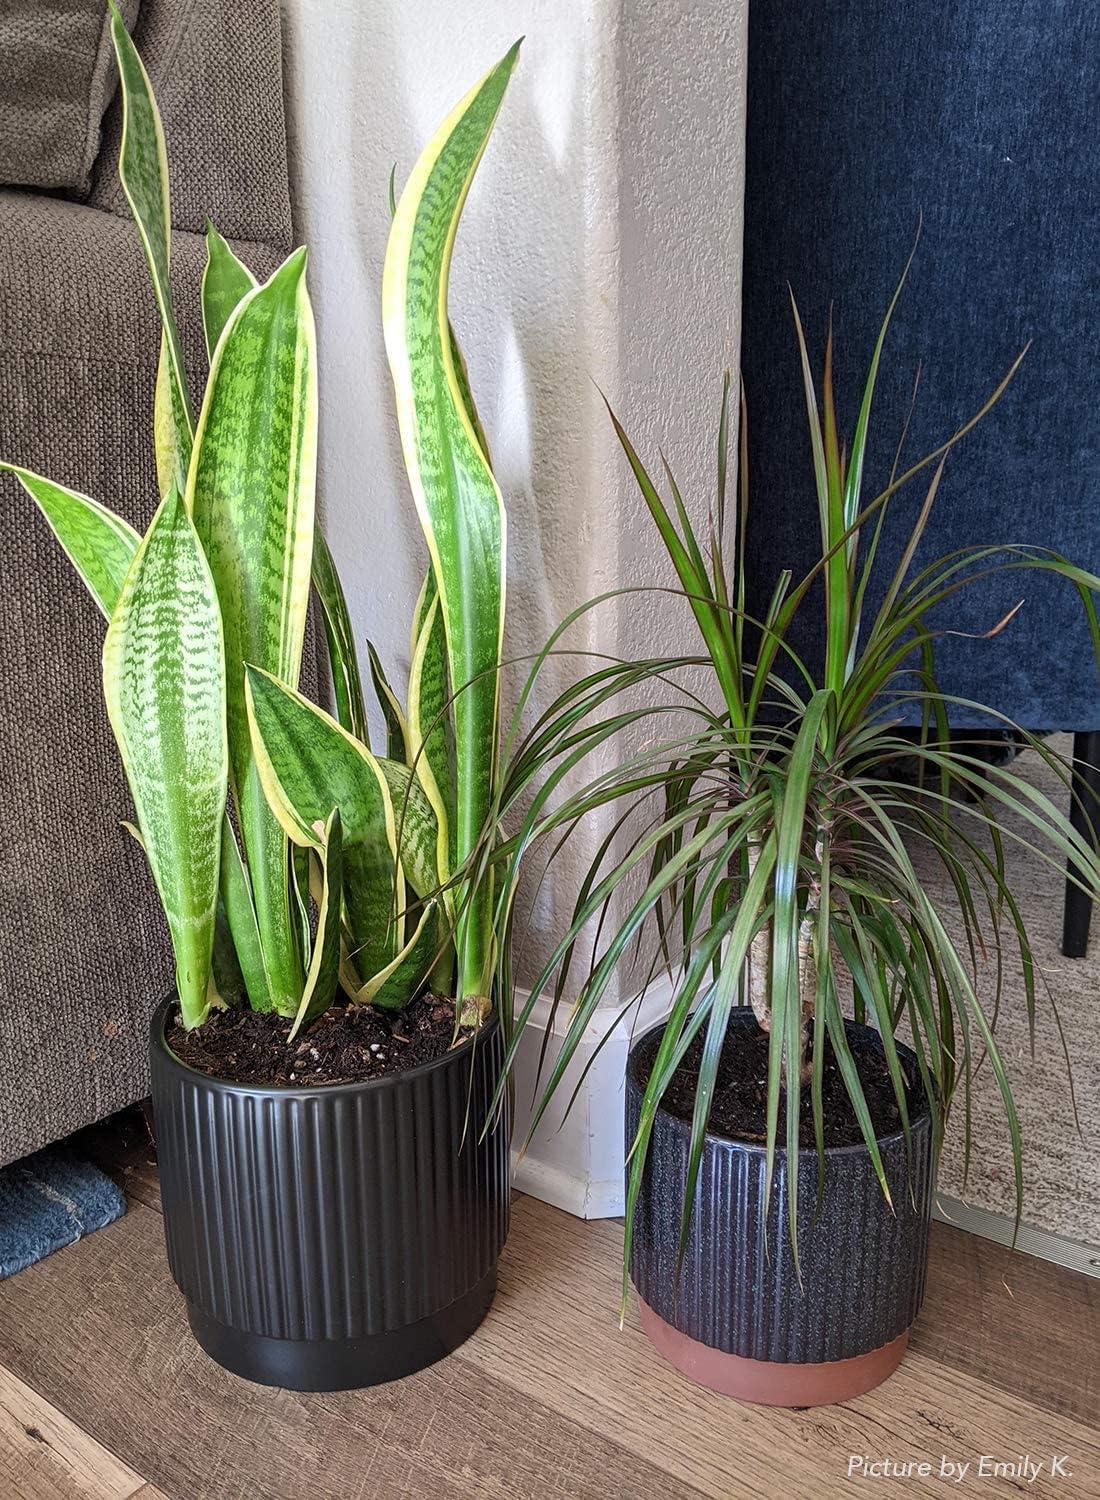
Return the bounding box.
[1,1113,1097,1500]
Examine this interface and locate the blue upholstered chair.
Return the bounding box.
[740,1,1100,955]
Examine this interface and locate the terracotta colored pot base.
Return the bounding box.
[638,1298,910,1407]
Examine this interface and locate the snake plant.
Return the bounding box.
[3,5,520,1034]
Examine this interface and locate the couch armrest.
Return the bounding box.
[89,0,292,252]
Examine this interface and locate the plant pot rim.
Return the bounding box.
[626,1011,933,1160]
[151,992,499,1099]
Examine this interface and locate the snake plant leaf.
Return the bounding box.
[209,888,249,1008]
[201,222,258,358]
[354,901,442,1010]
[448,328,493,468]
[126,818,244,1010]
[1,465,273,1010]
[383,42,519,999]
[152,342,181,499]
[108,1,192,493]
[287,809,344,1040]
[102,486,227,1029]
[290,842,312,968]
[244,666,404,983]
[411,569,434,654]
[374,757,443,900]
[124,812,248,1010]
[366,640,409,761]
[312,531,369,744]
[217,816,270,1009]
[407,584,457,884]
[188,246,318,1015]
[1,465,138,618]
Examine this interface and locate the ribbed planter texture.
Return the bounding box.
[150,995,511,1391]
[627,1009,933,1407]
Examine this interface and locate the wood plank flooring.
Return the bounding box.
[0,1114,1096,1499]
[1,1365,147,1500]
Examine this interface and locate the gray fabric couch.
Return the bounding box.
[0,0,293,1165]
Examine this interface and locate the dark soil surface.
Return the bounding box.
[638,1020,922,1148]
[168,993,465,1086]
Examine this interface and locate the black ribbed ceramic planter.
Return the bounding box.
[149,995,510,1391]
[627,1009,933,1406]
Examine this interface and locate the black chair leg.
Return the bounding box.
[1062,728,1100,957]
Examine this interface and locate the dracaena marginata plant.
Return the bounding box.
[4,4,520,1037]
[480,256,1100,1294]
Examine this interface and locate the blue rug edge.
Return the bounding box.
[0,1146,127,1279]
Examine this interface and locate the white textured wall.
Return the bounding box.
[615,0,747,634]
[280,0,748,991]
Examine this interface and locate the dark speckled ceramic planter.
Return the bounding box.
[149,995,510,1392]
[626,1009,933,1407]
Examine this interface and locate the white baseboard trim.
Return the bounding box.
[508,977,674,1220]
[510,1153,626,1220]
[933,1194,1100,1279]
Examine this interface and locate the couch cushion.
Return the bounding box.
[0,0,139,197]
